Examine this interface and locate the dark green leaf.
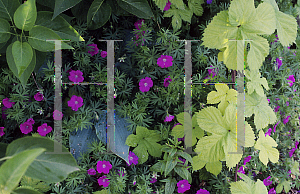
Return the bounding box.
[0,18,10,43]
[87,1,111,30]
[52,0,82,20]
[13,187,42,194]
[116,0,153,19]
[0,0,20,22]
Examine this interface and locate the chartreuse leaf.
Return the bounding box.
[245,69,269,96]
[169,0,184,9]
[163,5,192,31]
[152,0,168,11]
[5,136,80,183]
[125,126,162,164]
[13,187,42,194]
[28,25,73,52]
[93,190,109,194]
[52,0,82,20]
[0,148,45,194]
[254,130,279,166]
[12,41,33,77]
[87,0,111,30]
[188,0,204,16]
[35,11,84,42]
[207,83,237,115]
[230,172,268,194]
[171,112,204,146]
[245,91,277,129]
[13,0,37,31]
[194,103,255,173]
[275,11,297,47]
[0,19,10,43]
[291,159,300,176]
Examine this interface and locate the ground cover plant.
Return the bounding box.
[0,0,300,193]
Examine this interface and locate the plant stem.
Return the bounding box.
[0,156,12,162]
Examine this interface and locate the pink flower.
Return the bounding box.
[197,189,210,194]
[2,98,15,108]
[267,99,270,103]
[283,115,291,124]
[286,101,289,106]
[0,127,4,137]
[97,160,112,174]
[134,19,144,30]
[289,147,296,158]
[163,76,172,87]
[265,128,272,137]
[295,140,299,149]
[263,176,272,186]
[53,110,63,120]
[87,44,99,56]
[150,178,157,183]
[243,156,251,165]
[287,75,295,87]
[37,123,52,136]
[27,118,35,125]
[276,58,282,70]
[157,55,173,68]
[164,0,171,11]
[34,92,44,101]
[67,95,84,111]
[98,175,110,187]
[274,106,280,112]
[177,179,191,193]
[164,114,174,122]
[87,168,96,175]
[68,70,84,83]
[268,188,276,194]
[139,77,153,92]
[101,51,107,58]
[20,121,33,134]
[238,166,245,174]
[127,151,139,166]
[273,121,279,132]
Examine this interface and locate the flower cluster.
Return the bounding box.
[86,160,113,188]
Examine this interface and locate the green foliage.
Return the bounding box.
[125,126,162,164]
[230,173,268,194]
[245,69,269,97]
[13,0,37,31]
[163,5,192,31]
[20,176,51,193]
[87,0,111,30]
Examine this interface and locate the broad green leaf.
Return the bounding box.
[275,11,297,47]
[0,143,7,166]
[13,187,42,194]
[5,136,80,183]
[282,180,291,193]
[228,0,256,27]
[276,182,284,193]
[188,0,204,16]
[262,0,279,11]
[254,130,279,166]
[165,159,177,176]
[150,161,164,172]
[35,11,84,41]
[291,160,300,176]
[205,161,222,176]
[174,167,191,183]
[36,0,55,10]
[0,0,20,21]
[125,126,162,164]
[19,176,50,193]
[13,0,37,31]
[116,0,154,19]
[52,0,82,20]
[192,155,206,171]
[245,92,277,129]
[245,69,269,96]
[164,178,176,194]
[12,41,33,77]
[176,152,192,163]
[28,25,73,52]
[163,6,192,31]
[195,103,255,170]
[152,0,168,11]
[33,50,47,73]
[169,0,184,9]
[0,19,10,43]
[87,1,111,30]
[207,83,237,115]
[0,148,45,193]
[230,173,268,194]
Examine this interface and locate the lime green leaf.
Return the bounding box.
[188,0,204,16]
[13,187,43,194]
[125,126,162,164]
[35,11,84,42]
[291,160,300,176]
[245,92,277,129]
[275,11,297,47]
[254,130,279,166]
[0,148,45,193]
[0,0,20,22]
[169,0,184,9]
[205,161,222,176]
[230,173,268,194]
[12,41,33,77]
[207,83,237,115]
[20,175,50,193]
[192,155,206,171]
[152,0,168,11]
[5,137,80,183]
[52,0,82,20]
[0,19,10,43]
[276,183,283,193]
[13,0,37,31]
[28,25,73,52]
[87,1,111,30]
[282,180,291,193]
[262,0,279,11]
[116,0,154,19]
[93,190,109,194]
[245,69,269,96]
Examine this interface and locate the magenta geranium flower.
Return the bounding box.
[164,0,171,11]
[274,106,280,112]
[134,19,144,30]
[68,70,84,83]
[67,95,84,111]
[237,166,245,174]
[267,99,270,103]
[273,121,279,132]
[207,0,213,4]
[37,123,52,136]
[263,176,272,186]
[87,168,96,175]
[164,114,174,122]
[98,175,110,187]
[53,110,63,120]
[127,151,139,166]
[20,121,33,134]
[87,44,99,56]
[2,98,15,108]
[164,76,172,87]
[287,75,295,87]
[34,92,44,101]
[27,118,35,125]
[101,51,107,58]
[268,188,276,194]
[196,189,210,194]
[286,101,289,106]
[139,77,153,92]
[265,128,272,137]
[283,115,291,124]
[150,178,157,183]
[276,58,282,70]
[97,160,112,174]
[243,156,251,165]
[289,147,295,158]
[157,55,173,68]
[177,179,191,193]
[0,127,4,137]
